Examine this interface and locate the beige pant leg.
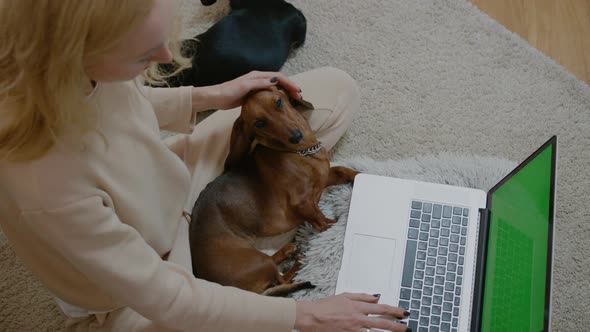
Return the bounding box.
[64,67,359,332]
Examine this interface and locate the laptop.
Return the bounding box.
[335,136,557,332]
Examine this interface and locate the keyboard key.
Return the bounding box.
[453,307,459,317]
[452,207,462,215]
[423,203,433,213]
[433,297,442,307]
[411,300,420,309]
[440,237,449,246]
[451,224,460,233]
[423,286,433,296]
[436,266,445,275]
[452,318,458,327]
[461,227,467,236]
[416,260,425,270]
[431,326,440,332]
[460,236,466,246]
[425,267,435,276]
[399,300,410,310]
[439,247,448,255]
[454,296,461,306]
[428,248,437,256]
[422,296,432,306]
[421,306,431,316]
[420,232,429,241]
[432,305,442,314]
[411,210,421,218]
[427,257,436,266]
[443,206,452,218]
[419,241,428,250]
[431,219,441,228]
[455,287,461,296]
[422,214,431,222]
[462,217,468,226]
[452,216,461,225]
[463,208,469,217]
[420,316,430,326]
[441,322,451,332]
[409,320,418,331]
[431,315,441,325]
[459,246,465,255]
[450,235,459,244]
[448,263,457,272]
[413,280,423,289]
[437,257,447,266]
[421,223,430,232]
[417,251,427,260]
[415,270,425,279]
[433,204,442,219]
[429,238,439,247]
[412,290,422,299]
[458,266,464,275]
[446,272,456,281]
[401,240,418,287]
[435,276,444,285]
[457,277,463,285]
[430,229,440,238]
[443,302,453,311]
[410,310,419,319]
[442,312,452,322]
[408,228,419,239]
[449,253,458,262]
[434,285,444,295]
[459,256,464,265]
[410,219,420,228]
[412,201,423,210]
[445,282,454,292]
[441,228,450,237]
[400,288,412,300]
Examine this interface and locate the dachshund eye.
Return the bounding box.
[254,120,266,128]
[275,98,283,109]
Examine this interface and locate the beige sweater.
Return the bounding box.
[0,80,296,331]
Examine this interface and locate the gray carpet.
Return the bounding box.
[2,0,589,330]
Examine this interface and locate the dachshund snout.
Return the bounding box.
[289,129,303,144]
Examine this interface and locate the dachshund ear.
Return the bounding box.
[224,116,251,172]
[288,96,315,112]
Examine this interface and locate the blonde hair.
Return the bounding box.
[0,0,191,162]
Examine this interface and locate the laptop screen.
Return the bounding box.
[480,138,555,331]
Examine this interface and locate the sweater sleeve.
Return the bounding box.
[142,86,195,133]
[20,195,296,332]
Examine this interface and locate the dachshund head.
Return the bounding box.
[224,86,316,170]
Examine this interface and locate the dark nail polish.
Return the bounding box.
[403,310,410,317]
[270,77,278,83]
[372,293,381,298]
[399,321,407,325]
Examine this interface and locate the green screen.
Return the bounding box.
[480,145,553,331]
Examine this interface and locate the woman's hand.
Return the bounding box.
[294,293,411,332]
[191,71,302,112]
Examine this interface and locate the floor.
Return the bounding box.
[470,0,590,85]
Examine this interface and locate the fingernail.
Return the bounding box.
[403,310,410,317]
[270,77,278,83]
[399,320,407,324]
[372,294,381,298]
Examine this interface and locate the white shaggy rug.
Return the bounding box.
[287,155,516,301]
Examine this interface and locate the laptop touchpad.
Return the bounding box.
[345,234,397,292]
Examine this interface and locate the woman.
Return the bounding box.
[0,0,410,331]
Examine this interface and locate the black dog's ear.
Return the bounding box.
[224,116,251,172]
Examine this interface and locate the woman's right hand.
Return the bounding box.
[294,293,411,332]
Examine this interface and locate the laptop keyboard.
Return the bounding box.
[399,200,470,332]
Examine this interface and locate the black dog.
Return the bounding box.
[161,0,307,87]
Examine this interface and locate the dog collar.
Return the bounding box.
[296,142,323,156]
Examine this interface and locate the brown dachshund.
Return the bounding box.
[189,86,359,296]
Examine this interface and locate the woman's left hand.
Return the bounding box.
[192,71,302,111]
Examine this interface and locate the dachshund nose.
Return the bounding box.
[289,129,303,144]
